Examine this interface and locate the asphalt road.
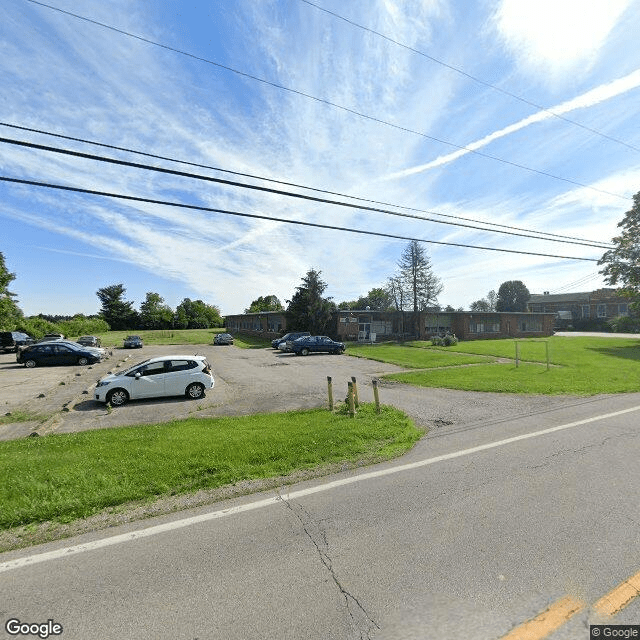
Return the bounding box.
[1,392,639,639]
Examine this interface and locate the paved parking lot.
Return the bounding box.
[0,343,581,442]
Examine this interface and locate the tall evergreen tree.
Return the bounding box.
[96,284,138,330]
[286,269,335,334]
[397,241,443,312]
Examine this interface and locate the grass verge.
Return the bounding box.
[0,404,422,532]
[381,336,640,394]
[347,343,490,368]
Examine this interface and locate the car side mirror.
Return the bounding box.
[135,372,141,379]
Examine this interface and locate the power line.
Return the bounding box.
[0,175,600,262]
[0,135,614,250]
[24,0,631,202]
[298,0,640,154]
[0,121,611,246]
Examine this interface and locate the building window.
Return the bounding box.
[340,317,348,323]
[470,322,500,333]
[597,304,607,318]
[519,318,542,332]
[581,306,590,319]
[619,303,629,316]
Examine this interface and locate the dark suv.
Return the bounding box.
[272,331,310,350]
[0,331,35,352]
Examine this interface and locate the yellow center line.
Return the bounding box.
[500,595,585,640]
[593,569,640,618]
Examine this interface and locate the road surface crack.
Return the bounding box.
[277,495,380,639]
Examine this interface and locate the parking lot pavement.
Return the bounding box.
[1,343,579,442]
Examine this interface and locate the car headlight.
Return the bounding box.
[96,380,111,388]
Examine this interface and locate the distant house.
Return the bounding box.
[224,309,556,341]
[527,288,629,324]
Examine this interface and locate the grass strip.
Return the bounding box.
[0,404,421,529]
[347,343,490,368]
[383,336,640,394]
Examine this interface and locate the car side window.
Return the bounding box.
[167,360,194,372]
[54,345,72,354]
[132,361,166,377]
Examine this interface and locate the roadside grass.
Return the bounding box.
[0,411,51,426]
[381,336,640,394]
[89,328,225,347]
[347,343,491,369]
[232,334,272,349]
[0,404,421,530]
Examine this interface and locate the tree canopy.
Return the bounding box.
[286,269,335,334]
[0,252,23,331]
[139,292,174,329]
[174,298,223,329]
[495,281,530,312]
[599,190,640,311]
[244,295,284,314]
[386,241,443,312]
[96,284,138,330]
[470,289,497,312]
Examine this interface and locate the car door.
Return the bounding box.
[165,359,196,395]
[128,360,167,398]
[34,344,56,365]
[52,344,77,365]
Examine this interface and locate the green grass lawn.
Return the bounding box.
[347,343,490,368]
[0,404,421,531]
[82,329,271,349]
[348,336,640,395]
[91,328,224,347]
[366,336,640,395]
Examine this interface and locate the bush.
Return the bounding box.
[608,315,640,333]
[431,333,458,346]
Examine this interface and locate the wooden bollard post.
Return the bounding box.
[327,376,334,411]
[347,381,356,417]
[351,376,359,407]
[372,379,380,414]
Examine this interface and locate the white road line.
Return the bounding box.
[2,404,639,573]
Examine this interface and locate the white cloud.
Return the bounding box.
[383,67,640,181]
[494,0,630,79]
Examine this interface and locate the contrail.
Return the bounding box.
[384,68,640,180]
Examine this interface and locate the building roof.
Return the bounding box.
[529,292,591,303]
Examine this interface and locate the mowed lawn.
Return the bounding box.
[0,405,421,533]
[350,336,640,395]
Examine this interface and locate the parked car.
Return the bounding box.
[17,342,102,367]
[273,331,310,351]
[54,340,107,360]
[291,336,345,355]
[213,333,234,345]
[123,335,143,349]
[77,335,101,347]
[0,331,35,352]
[35,333,65,343]
[95,355,214,406]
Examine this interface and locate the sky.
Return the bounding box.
[2,0,640,317]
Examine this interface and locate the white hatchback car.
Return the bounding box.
[95,355,214,406]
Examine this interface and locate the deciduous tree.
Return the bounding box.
[244,295,284,313]
[495,281,530,312]
[599,190,640,311]
[139,292,174,329]
[0,252,23,330]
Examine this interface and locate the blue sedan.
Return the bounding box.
[291,336,345,355]
[17,342,101,367]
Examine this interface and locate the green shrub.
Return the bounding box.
[431,334,458,346]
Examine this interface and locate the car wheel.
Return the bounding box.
[301,348,310,356]
[186,382,205,399]
[78,357,89,366]
[107,388,129,407]
[24,359,37,368]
